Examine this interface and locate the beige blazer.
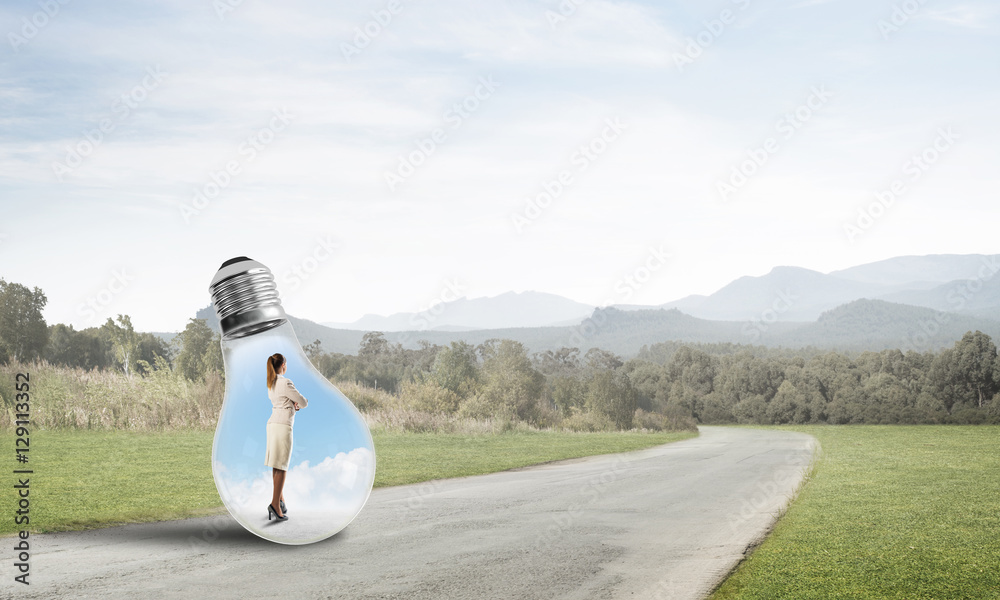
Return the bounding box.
[267,375,308,426]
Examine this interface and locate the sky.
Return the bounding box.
[0,0,997,332]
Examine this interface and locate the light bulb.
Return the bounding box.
[208,257,376,545]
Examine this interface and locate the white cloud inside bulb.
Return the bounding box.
[216,447,374,513]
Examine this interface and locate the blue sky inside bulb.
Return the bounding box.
[212,322,376,545]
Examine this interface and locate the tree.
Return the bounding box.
[547,375,585,415]
[464,339,544,421]
[585,370,638,429]
[0,279,49,362]
[767,379,815,424]
[951,331,999,409]
[433,341,480,398]
[174,318,218,381]
[352,331,408,392]
[534,347,581,375]
[136,332,173,374]
[304,339,324,361]
[584,347,623,371]
[358,331,390,360]
[44,324,109,370]
[101,315,140,377]
[665,346,717,421]
[621,359,663,412]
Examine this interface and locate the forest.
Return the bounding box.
[1,277,999,431]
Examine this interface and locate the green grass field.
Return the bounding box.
[712,425,1000,600]
[0,428,696,535]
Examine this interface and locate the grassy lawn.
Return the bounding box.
[0,428,696,535]
[712,425,1000,600]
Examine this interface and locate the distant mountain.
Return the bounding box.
[322,291,594,332]
[876,272,1000,318]
[616,254,1000,322]
[169,253,1000,356]
[550,301,999,354]
[652,266,892,321]
[196,305,367,355]
[830,253,1000,286]
[189,299,1000,357]
[766,299,1000,351]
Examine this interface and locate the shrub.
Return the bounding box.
[560,409,615,432]
[399,380,462,413]
[333,380,392,412]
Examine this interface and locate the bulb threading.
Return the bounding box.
[209,258,288,339]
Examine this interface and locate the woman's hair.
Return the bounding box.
[266,353,286,389]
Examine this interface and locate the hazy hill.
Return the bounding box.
[196,305,367,355]
[175,253,1000,357]
[653,266,892,321]
[877,273,1000,318]
[830,253,1000,286]
[622,254,1000,321]
[322,291,594,331]
[190,298,1000,357]
[766,299,1000,351]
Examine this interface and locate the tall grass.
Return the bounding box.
[338,380,570,434]
[0,361,222,431]
[0,361,695,434]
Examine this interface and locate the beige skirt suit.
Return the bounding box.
[265,375,308,471]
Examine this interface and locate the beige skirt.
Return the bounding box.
[264,422,293,470]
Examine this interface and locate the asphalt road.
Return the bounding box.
[7,427,816,599]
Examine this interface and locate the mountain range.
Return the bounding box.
[322,291,594,331]
[320,254,1000,330]
[189,254,1000,357]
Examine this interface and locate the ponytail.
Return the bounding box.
[266,353,285,389]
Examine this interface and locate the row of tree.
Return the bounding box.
[302,330,1000,426]
[628,332,1000,424]
[0,278,217,378]
[309,333,643,428]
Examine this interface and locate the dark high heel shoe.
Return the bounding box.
[267,503,288,522]
[280,500,287,515]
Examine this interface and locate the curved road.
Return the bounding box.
[10,427,815,599]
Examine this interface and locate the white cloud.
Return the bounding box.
[922,4,997,29]
[215,447,374,514]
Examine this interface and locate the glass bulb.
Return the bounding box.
[208,257,376,545]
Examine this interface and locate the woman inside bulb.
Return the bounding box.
[265,352,308,521]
